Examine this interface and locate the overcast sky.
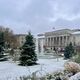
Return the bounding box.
[0,0,80,35]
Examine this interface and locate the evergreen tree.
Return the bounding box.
[0,32,7,61]
[64,42,74,59]
[19,32,37,66]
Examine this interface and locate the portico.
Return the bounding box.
[37,29,80,53]
[45,35,71,50]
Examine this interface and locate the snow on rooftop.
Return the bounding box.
[72,31,80,35]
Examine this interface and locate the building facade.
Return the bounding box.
[15,34,26,48]
[36,34,45,54]
[15,34,37,49]
[37,29,80,53]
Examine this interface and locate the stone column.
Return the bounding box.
[56,37,58,46]
[64,36,68,46]
[48,37,50,47]
[60,36,62,47]
[54,37,56,47]
[48,37,51,47]
[66,36,70,45]
[65,36,68,46]
[36,38,38,54]
[57,37,59,46]
[63,36,65,46]
[58,37,60,47]
[51,37,54,50]
[51,37,52,47]
[62,36,64,47]
[54,37,55,46]
[50,37,51,47]
[55,37,57,47]
[52,37,54,47]
[41,39,44,54]
[67,36,70,45]
[46,38,48,47]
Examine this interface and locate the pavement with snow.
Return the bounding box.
[0,58,67,80]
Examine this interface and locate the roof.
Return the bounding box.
[45,29,72,36]
[37,33,44,36]
[72,31,80,35]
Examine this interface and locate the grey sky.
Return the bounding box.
[0,0,80,35]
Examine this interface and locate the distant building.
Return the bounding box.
[15,34,36,48]
[15,34,26,48]
[37,29,80,53]
[37,34,45,54]
[14,29,80,53]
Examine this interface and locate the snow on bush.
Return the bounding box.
[69,72,80,80]
[64,61,80,75]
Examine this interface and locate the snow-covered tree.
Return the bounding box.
[19,32,37,66]
[64,42,74,59]
[0,32,7,61]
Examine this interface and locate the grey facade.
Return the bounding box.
[37,29,80,53]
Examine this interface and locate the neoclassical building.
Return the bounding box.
[37,29,80,53]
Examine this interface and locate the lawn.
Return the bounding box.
[0,58,66,80]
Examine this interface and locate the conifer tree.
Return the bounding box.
[19,32,37,66]
[64,42,74,59]
[0,32,6,61]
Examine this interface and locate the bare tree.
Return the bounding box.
[0,26,18,49]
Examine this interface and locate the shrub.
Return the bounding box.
[73,53,80,63]
[64,62,80,75]
[64,42,75,59]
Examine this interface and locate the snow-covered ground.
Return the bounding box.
[0,58,67,80]
[69,72,80,80]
